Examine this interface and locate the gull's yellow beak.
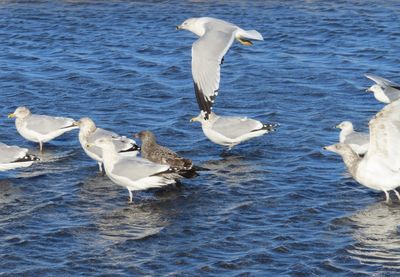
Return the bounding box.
[86,143,92,148]
[176,25,181,30]
[8,113,15,119]
[190,117,197,122]
[72,121,79,126]
[335,124,340,129]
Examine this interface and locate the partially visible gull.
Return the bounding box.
[365,74,400,104]
[0,142,39,171]
[324,99,400,203]
[89,137,182,202]
[336,121,369,156]
[135,130,194,173]
[177,17,263,118]
[74,117,140,172]
[8,106,78,152]
[191,111,277,149]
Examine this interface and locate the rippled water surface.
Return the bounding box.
[1,0,400,275]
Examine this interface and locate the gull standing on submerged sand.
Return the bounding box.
[177,17,264,118]
[0,142,39,171]
[8,106,78,152]
[135,130,193,171]
[365,74,400,104]
[191,112,276,149]
[89,137,182,202]
[325,99,400,203]
[336,121,369,156]
[74,117,140,173]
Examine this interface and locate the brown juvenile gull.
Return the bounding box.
[134,130,193,171]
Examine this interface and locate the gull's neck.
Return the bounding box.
[339,127,354,143]
[15,114,30,129]
[190,19,207,37]
[339,147,361,177]
[100,145,119,170]
[79,125,96,141]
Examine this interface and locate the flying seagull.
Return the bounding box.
[177,17,264,118]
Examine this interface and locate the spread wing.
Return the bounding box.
[365,73,400,89]
[367,99,400,171]
[192,25,236,117]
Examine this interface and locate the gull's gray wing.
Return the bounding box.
[344,132,369,146]
[111,157,171,181]
[25,115,75,135]
[212,116,264,139]
[0,143,28,163]
[365,74,400,89]
[87,128,137,153]
[192,22,236,117]
[367,99,400,171]
[87,128,118,143]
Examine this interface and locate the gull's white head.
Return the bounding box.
[177,17,206,37]
[336,121,354,131]
[366,84,390,103]
[8,106,31,119]
[74,117,97,134]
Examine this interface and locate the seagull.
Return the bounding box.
[177,17,264,118]
[365,74,400,104]
[0,142,39,171]
[89,137,182,202]
[336,121,369,156]
[8,106,78,152]
[191,111,277,149]
[74,117,140,173]
[325,99,400,203]
[134,130,194,172]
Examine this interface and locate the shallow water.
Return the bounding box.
[1,0,400,275]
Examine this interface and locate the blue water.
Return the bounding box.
[1,0,400,275]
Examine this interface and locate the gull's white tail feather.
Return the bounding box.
[237,29,264,41]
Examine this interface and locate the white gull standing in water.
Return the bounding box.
[325,99,400,203]
[89,137,182,202]
[8,106,77,152]
[0,142,39,171]
[365,74,400,104]
[336,121,369,156]
[177,17,277,147]
[74,117,139,173]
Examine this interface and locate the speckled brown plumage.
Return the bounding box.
[135,130,193,171]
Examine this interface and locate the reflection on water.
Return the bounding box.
[16,148,78,178]
[348,202,400,269]
[97,205,167,242]
[201,154,261,186]
[77,174,170,243]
